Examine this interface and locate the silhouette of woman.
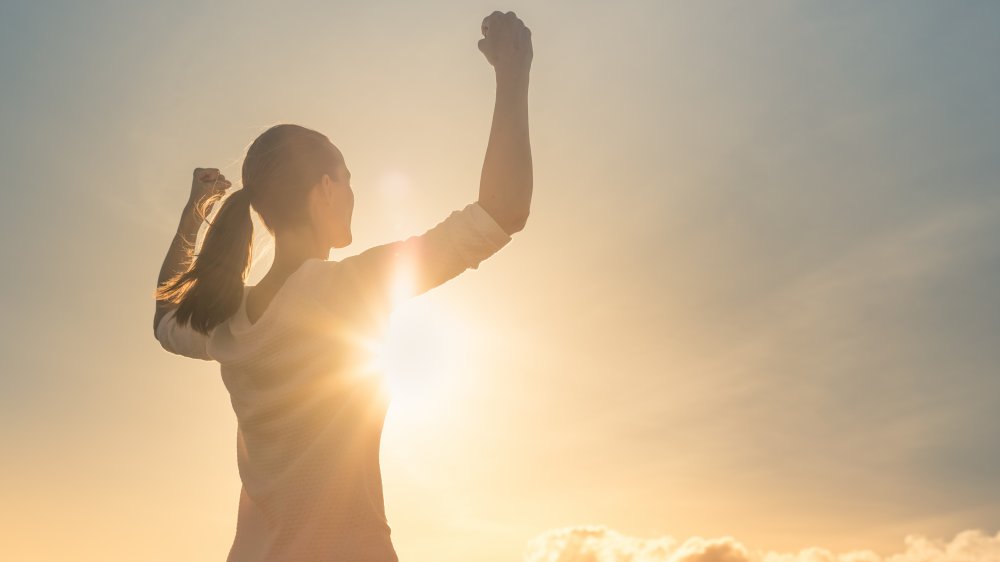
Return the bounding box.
[152,11,532,562]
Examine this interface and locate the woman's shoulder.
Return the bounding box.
[291,257,350,303]
[296,256,340,284]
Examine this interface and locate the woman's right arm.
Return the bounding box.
[476,11,533,235]
[309,13,532,319]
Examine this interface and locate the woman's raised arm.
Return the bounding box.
[476,11,533,235]
[152,168,230,335]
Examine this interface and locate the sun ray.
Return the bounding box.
[365,292,473,426]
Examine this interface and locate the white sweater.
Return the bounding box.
[156,202,512,562]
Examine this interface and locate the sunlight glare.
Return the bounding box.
[368,295,473,425]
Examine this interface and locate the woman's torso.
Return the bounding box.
[210,258,398,561]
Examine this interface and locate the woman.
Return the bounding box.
[152,11,532,562]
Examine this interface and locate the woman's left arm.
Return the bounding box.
[153,168,231,334]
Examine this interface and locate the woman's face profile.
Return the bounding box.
[310,163,354,250]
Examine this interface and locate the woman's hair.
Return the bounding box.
[155,123,345,335]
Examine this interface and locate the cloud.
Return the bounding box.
[523,526,1000,562]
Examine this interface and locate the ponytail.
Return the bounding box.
[156,188,254,335]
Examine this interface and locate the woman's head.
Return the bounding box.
[244,123,354,245]
[156,123,353,334]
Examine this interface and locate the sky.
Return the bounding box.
[1,1,999,561]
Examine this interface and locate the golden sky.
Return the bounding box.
[2,2,999,561]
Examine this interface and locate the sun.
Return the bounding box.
[365,294,473,425]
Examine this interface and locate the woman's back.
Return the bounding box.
[156,202,512,561]
[218,258,394,561]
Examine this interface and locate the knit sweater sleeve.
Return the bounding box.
[308,201,512,321]
[155,308,213,361]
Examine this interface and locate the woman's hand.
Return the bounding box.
[478,11,532,78]
[188,167,232,218]
[155,168,231,334]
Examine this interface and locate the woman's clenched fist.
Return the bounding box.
[478,11,532,76]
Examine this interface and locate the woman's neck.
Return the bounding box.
[264,229,329,285]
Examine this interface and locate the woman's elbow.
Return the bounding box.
[478,198,529,235]
[503,210,529,235]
